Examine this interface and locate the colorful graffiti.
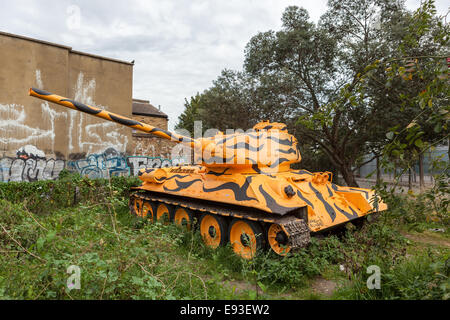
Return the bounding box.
[0,146,179,182]
[0,157,65,182]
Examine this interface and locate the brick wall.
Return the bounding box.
[132,115,168,130]
[131,114,177,158]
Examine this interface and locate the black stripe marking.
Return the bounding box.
[226,142,265,152]
[326,185,334,197]
[247,133,293,146]
[309,182,336,221]
[349,206,360,217]
[251,164,276,177]
[259,185,294,214]
[215,135,236,146]
[139,168,155,176]
[296,190,315,209]
[109,114,142,127]
[60,99,102,115]
[206,168,230,176]
[293,170,313,176]
[149,128,193,144]
[268,158,290,168]
[269,136,292,146]
[203,154,235,164]
[331,183,351,192]
[203,177,256,202]
[334,204,359,220]
[350,188,369,199]
[277,147,297,154]
[32,88,51,96]
[155,174,189,182]
[163,179,202,192]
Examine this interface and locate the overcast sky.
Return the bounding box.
[1,0,448,130]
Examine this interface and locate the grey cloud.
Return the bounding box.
[0,0,448,130]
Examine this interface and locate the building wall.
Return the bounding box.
[131,114,178,158]
[132,114,168,131]
[0,32,182,183]
[0,32,133,160]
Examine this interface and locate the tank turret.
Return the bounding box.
[29,88,300,173]
[29,87,387,259]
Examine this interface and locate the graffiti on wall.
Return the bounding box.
[68,72,129,154]
[66,147,183,179]
[0,146,180,182]
[0,70,129,156]
[0,145,65,182]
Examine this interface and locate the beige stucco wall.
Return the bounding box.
[0,32,133,159]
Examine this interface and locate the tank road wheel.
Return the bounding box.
[199,214,228,249]
[155,203,172,224]
[173,207,194,230]
[141,201,153,221]
[229,219,264,259]
[267,223,291,256]
[132,197,143,217]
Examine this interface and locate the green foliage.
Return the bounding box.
[334,251,449,300]
[376,171,449,231]
[174,93,202,135]
[176,70,262,133]
[0,173,448,299]
[0,192,235,299]
[0,172,141,214]
[175,0,448,187]
[250,237,342,288]
[375,0,449,184]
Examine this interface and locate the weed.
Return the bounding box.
[0,172,448,299]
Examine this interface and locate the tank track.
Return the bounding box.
[276,216,310,250]
[130,190,311,251]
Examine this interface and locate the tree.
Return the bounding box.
[175,70,259,134]
[244,1,447,187]
[197,70,257,132]
[175,93,202,135]
[379,0,449,188]
[244,3,390,186]
[176,1,447,187]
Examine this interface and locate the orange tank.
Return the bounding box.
[29,88,387,259]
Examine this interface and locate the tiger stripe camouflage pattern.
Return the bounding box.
[29,87,387,259]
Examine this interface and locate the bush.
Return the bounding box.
[1,172,447,300]
[0,173,141,214]
[376,172,449,232]
[0,196,231,299]
[335,251,449,300]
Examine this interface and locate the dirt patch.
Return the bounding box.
[401,231,450,248]
[226,280,256,294]
[310,277,337,297]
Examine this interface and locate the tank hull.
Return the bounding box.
[135,166,387,233]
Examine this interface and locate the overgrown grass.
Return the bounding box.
[0,173,448,300]
[0,170,141,214]
[0,197,242,299]
[334,250,449,299]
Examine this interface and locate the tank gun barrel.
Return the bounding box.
[29,88,195,147]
